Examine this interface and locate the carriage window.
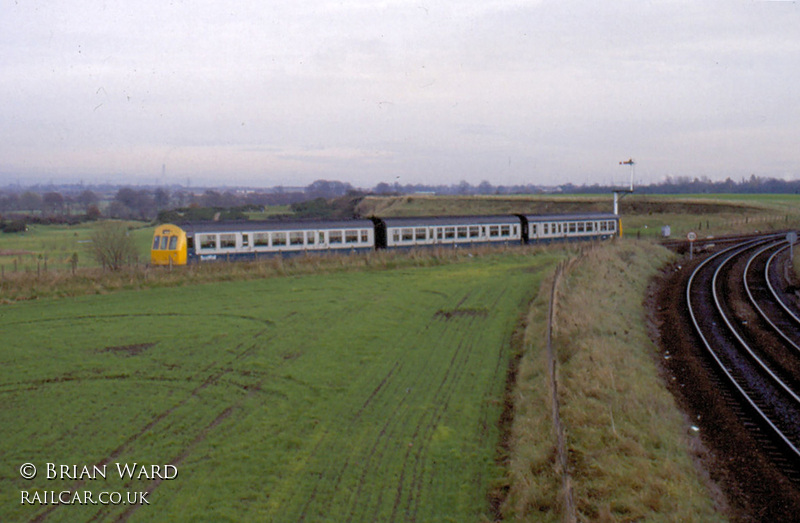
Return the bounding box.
[437,228,443,240]
[600,222,607,231]
[290,231,304,245]
[392,230,400,242]
[457,227,468,239]
[220,234,236,249]
[531,225,537,236]
[330,231,343,244]
[345,230,359,243]
[168,236,178,250]
[445,227,455,239]
[609,221,616,231]
[577,222,585,233]
[242,234,249,247]
[415,228,426,241]
[307,231,316,245]
[319,232,325,244]
[402,228,413,241]
[500,225,510,237]
[199,234,216,250]
[361,230,368,243]
[489,225,499,237]
[254,233,269,246]
[272,232,287,246]
[469,226,479,238]
[152,236,161,250]
[543,224,549,235]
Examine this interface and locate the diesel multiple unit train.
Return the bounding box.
[150,213,620,266]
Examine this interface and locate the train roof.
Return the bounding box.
[175,219,375,235]
[378,215,520,227]
[520,213,619,222]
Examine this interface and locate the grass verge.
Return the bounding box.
[504,240,722,521]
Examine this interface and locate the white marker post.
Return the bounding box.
[687,231,697,260]
[788,231,797,262]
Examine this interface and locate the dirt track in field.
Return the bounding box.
[648,256,800,522]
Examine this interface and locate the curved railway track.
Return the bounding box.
[686,235,800,479]
[653,232,800,520]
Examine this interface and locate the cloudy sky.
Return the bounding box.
[2,0,800,188]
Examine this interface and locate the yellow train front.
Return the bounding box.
[150,224,188,266]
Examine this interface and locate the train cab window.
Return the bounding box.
[199,234,216,250]
[457,227,467,239]
[330,231,343,244]
[402,228,413,241]
[415,228,426,241]
[345,230,358,243]
[469,226,479,238]
[500,225,510,237]
[307,232,316,245]
[489,225,499,237]
[168,236,178,250]
[152,236,161,250]
[254,233,269,247]
[273,232,287,246]
[220,234,236,249]
[360,230,368,243]
[159,236,168,250]
[445,227,455,239]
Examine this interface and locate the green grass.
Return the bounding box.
[0,252,556,522]
[0,221,154,271]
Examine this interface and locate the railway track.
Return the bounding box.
[686,234,800,479]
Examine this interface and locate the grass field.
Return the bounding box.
[0,221,154,272]
[0,252,558,522]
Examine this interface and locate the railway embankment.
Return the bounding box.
[503,240,721,521]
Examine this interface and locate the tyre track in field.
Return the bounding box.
[296,361,403,522]
[338,313,469,521]
[398,288,508,522]
[30,328,276,523]
[0,311,274,329]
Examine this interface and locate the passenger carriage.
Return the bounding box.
[519,213,619,243]
[374,215,522,249]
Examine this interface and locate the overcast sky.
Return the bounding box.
[2,0,800,188]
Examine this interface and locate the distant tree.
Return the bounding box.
[19,191,42,213]
[88,221,138,271]
[77,189,99,211]
[43,192,64,216]
[154,188,170,210]
[86,204,101,220]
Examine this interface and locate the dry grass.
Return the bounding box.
[0,244,542,304]
[504,240,723,522]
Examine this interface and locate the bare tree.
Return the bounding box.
[88,221,138,271]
